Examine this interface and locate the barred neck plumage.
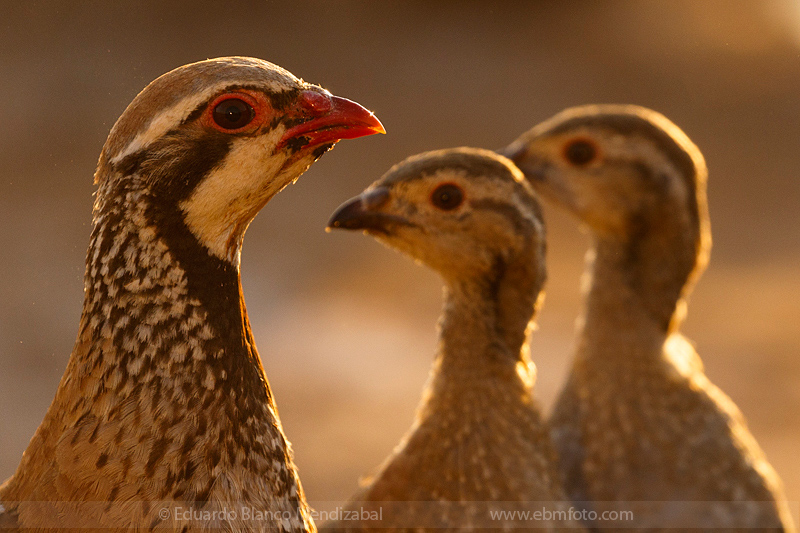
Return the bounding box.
[10,174,312,528]
[81,173,268,424]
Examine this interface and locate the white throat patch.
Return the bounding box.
[179,128,291,264]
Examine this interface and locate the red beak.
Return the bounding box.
[278,92,385,149]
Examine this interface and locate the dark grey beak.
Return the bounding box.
[327,187,394,232]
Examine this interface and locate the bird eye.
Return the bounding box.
[212,97,255,131]
[564,139,598,166]
[430,183,464,211]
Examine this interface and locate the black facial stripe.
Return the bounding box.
[130,129,238,306]
[312,143,334,160]
[112,131,232,207]
[113,150,147,177]
[110,128,233,187]
[258,86,302,111]
[144,199,241,330]
[107,131,237,307]
[142,191,271,408]
[283,135,310,153]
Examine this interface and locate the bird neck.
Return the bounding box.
[427,251,542,410]
[76,177,271,428]
[13,177,306,513]
[378,253,554,503]
[579,211,701,365]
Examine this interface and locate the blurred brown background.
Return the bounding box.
[1,0,798,512]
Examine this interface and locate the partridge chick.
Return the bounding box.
[502,105,793,531]
[324,148,584,531]
[0,56,384,532]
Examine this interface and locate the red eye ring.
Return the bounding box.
[203,90,268,134]
[563,137,600,166]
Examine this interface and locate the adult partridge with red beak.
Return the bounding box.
[0,56,384,532]
[502,105,793,531]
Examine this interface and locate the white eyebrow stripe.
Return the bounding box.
[110,86,221,165]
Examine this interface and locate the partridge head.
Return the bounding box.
[502,105,710,330]
[329,147,545,288]
[99,55,384,263]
